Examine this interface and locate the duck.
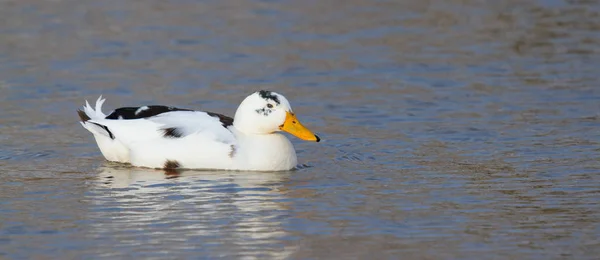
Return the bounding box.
[77,90,320,171]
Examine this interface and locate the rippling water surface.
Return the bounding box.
[1,0,600,258]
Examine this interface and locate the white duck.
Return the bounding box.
[77,90,320,171]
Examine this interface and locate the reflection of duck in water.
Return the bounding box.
[89,165,296,259]
[77,90,320,171]
[96,163,292,189]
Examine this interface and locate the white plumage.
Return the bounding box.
[78,91,320,171]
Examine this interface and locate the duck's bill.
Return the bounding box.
[280,111,320,142]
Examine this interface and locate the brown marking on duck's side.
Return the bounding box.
[163,159,181,176]
[162,127,183,138]
[228,145,237,158]
[164,160,180,169]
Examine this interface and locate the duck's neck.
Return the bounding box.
[231,127,297,171]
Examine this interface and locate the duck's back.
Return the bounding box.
[78,97,238,170]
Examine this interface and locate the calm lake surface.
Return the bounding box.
[1,0,599,259]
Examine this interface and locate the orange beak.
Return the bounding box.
[279,111,320,142]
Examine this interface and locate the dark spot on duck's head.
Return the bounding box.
[255,108,272,116]
[162,127,183,138]
[258,90,280,105]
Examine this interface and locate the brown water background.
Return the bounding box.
[1,0,599,259]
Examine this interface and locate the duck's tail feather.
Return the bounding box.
[77,96,129,162]
[77,109,91,121]
[86,122,115,140]
[78,96,107,122]
[78,95,115,139]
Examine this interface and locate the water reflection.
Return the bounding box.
[86,164,295,259]
[1,0,599,258]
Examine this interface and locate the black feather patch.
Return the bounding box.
[105,105,234,128]
[255,108,272,116]
[162,127,183,138]
[106,106,192,120]
[77,110,90,122]
[258,90,280,104]
[164,160,180,169]
[91,122,115,139]
[206,112,234,127]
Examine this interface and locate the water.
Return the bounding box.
[1,0,599,258]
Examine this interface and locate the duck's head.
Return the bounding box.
[233,90,320,142]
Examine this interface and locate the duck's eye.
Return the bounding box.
[267,104,273,108]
